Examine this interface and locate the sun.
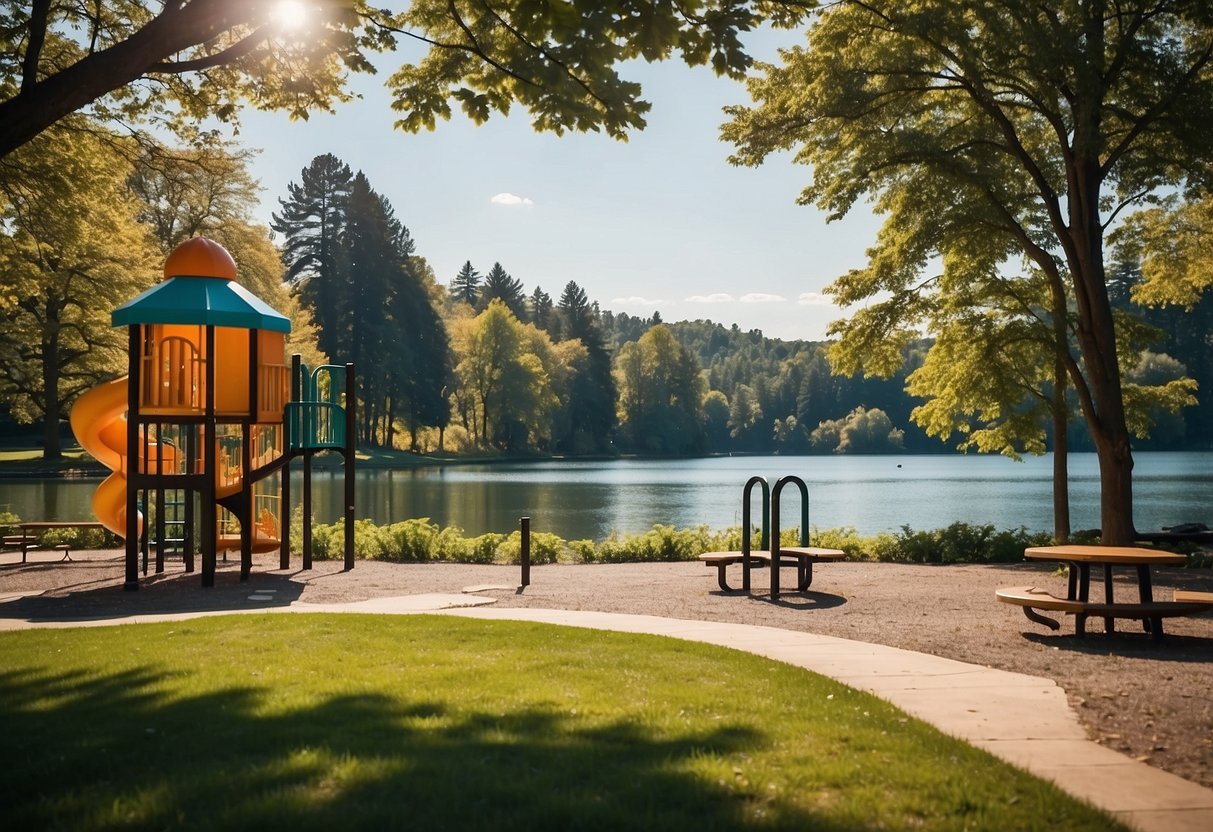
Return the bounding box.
[270,0,308,31]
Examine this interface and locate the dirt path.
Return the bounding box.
[3,551,1212,789]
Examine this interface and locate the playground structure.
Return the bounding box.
[70,237,355,590]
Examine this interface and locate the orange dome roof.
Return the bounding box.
[163,237,237,280]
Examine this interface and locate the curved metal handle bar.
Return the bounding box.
[769,475,810,599]
[310,365,347,405]
[771,475,810,551]
[740,476,769,594]
[741,476,770,556]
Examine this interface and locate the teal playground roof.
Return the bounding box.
[112,276,291,333]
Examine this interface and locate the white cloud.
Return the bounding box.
[685,293,735,303]
[611,296,666,306]
[798,291,831,306]
[739,292,787,304]
[490,192,534,206]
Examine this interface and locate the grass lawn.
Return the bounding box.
[0,615,1121,831]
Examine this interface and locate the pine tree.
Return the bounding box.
[556,280,617,452]
[478,262,527,320]
[451,261,481,306]
[530,286,554,332]
[272,154,353,363]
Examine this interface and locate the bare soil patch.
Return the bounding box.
[3,551,1212,789]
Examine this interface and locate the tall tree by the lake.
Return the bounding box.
[0,121,159,458]
[273,153,354,364]
[451,300,558,451]
[276,158,451,447]
[556,282,618,454]
[723,1,1213,544]
[615,325,705,455]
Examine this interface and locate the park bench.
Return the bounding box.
[699,551,771,592]
[3,533,72,563]
[1173,589,1213,606]
[700,547,846,593]
[995,585,1213,640]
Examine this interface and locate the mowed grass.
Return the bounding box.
[0,615,1120,831]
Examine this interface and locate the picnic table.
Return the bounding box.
[2,521,104,564]
[996,544,1212,639]
[700,547,847,593]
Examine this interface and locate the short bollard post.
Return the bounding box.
[520,516,531,587]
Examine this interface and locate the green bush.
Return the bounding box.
[465,533,505,564]
[271,513,1079,567]
[884,523,1052,564]
[497,530,563,565]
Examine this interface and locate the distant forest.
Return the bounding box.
[3,148,1209,459]
[265,156,1211,458]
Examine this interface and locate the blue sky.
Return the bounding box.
[230,28,882,342]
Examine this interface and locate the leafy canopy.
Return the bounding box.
[0,1,814,157]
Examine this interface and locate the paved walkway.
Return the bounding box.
[2,591,1211,831]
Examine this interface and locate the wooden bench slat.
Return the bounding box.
[1173,589,1213,605]
[997,585,1213,617]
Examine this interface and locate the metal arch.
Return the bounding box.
[770,475,810,599]
[741,476,769,592]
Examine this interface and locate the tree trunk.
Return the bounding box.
[1065,141,1135,546]
[1051,390,1069,543]
[41,301,62,460]
[1050,285,1070,543]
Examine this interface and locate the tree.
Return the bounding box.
[555,280,617,452]
[530,286,554,332]
[129,138,261,245]
[478,262,527,319]
[451,300,555,450]
[450,260,481,306]
[272,153,353,363]
[1,1,809,159]
[727,383,762,442]
[614,325,705,454]
[724,1,1213,544]
[0,121,159,457]
[130,138,327,364]
[810,407,904,454]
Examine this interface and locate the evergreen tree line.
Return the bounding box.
[275,154,1210,459]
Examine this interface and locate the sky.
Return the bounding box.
[228,27,883,342]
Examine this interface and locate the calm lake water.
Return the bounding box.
[3,452,1210,541]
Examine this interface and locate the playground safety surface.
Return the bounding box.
[2,549,1212,830]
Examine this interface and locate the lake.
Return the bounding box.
[2,452,1210,541]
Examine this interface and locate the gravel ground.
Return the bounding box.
[3,549,1212,789]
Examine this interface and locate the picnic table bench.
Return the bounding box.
[995,586,1213,639]
[2,521,104,564]
[997,545,1213,640]
[700,547,846,593]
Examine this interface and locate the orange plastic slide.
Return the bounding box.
[72,377,279,551]
[70,377,175,539]
[71,377,137,538]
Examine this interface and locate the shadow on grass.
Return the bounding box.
[0,662,841,831]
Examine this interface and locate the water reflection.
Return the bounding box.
[1,452,1208,539]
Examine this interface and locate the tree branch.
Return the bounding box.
[150,27,271,74]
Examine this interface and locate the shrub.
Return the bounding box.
[465,533,505,564]
[497,530,563,565]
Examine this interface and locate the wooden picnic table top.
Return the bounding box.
[1024,544,1185,566]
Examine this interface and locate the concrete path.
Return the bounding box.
[2,591,1210,831]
